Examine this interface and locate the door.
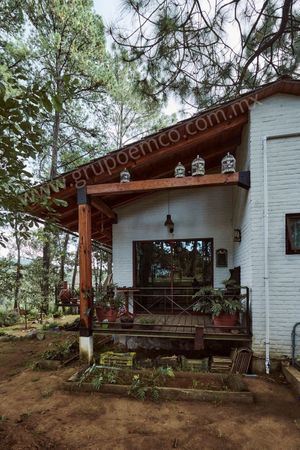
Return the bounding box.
[134,239,213,313]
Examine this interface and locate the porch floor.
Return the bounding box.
[93,314,251,342]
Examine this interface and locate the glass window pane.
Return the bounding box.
[292,219,300,249]
[286,215,300,253]
[135,239,213,287]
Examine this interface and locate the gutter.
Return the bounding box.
[262,132,300,374]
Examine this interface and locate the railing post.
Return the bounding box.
[78,186,93,363]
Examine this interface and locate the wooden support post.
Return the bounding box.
[78,187,93,363]
[194,326,204,350]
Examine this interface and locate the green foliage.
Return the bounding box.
[78,364,119,389]
[91,374,104,391]
[41,321,60,331]
[0,310,18,327]
[24,0,114,177]
[0,1,173,315]
[40,338,78,361]
[95,285,125,310]
[128,374,148,401]
[193,287,242,317]
[128,367,174,402]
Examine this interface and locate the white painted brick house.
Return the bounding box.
[33,79,300,364]
[112,83,300,363]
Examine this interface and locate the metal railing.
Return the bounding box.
[132,286,251,335]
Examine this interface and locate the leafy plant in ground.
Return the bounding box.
[40,339,78,361]
[91,374,104,391]
[78,365,119,389]
[0,310,19,327]
[128,375,148,401]
[41,321,60,331]
[128,367,175,402]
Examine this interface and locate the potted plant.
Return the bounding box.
[192,286,242,327]
[120,313,135,329]
[95,285,124,324]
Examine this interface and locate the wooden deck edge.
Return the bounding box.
[92,328,252,341]
[62,381,254,403]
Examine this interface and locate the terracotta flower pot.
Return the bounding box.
[120,315,134,329]
[95,306,118,323]
[213,312,239,328]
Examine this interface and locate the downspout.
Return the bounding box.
[262,137,270,374]
[262,132,300,374]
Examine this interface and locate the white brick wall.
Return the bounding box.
[113,187,234,288]
[233,125,252,288]
[249,94,300,357]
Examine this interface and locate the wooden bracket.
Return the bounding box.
[91,199,118,223]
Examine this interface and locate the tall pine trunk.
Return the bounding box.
[59,233,70,282]
[41,226,51,314]
[42,109,61,313]
[71,243,79,292]
[13,219,21,311]
[50,111,60,179]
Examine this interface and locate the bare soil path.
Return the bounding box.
[0,335,300,450]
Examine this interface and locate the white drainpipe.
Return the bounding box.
[262,132,300,374]
[262,137,270,374]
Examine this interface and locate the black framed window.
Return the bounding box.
[134,239,213,287]
[286,214,300,254]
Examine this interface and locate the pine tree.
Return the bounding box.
[112,0,300,108]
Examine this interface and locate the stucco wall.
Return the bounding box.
[249,94,300,357]
[113,187,234,288]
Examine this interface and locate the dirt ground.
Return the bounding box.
[0,334,300,450]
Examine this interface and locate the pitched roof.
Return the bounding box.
[29,77,300,247]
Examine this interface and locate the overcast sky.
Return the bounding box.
[93,0,180,115]
[93,0,124,29]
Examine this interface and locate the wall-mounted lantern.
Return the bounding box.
[234,228,241,242]
[164,214,174,233]
[174,162,185,178]
[120,168,131,183]
[216,248,228,267]
[192,155,205,176]
[221,152,236,174]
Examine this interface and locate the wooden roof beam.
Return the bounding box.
[91,199,117,223]
[87,172,250,196]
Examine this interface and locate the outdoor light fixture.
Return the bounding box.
[234,229,241,242]
[164,214,174,233]
[192,155,205,176]
[120,168,131,183]
[174,162,185,178]
[221,152,236,174]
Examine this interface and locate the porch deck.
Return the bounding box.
[93,313,251,343]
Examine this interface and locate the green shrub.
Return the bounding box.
[0,310,19,327]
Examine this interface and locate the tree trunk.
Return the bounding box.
[42,101,61,312]
[50,110,60,179]
[59,233,70,282]
[71,243,79,292]
[41,226,51,315]
[13,220,21,311]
